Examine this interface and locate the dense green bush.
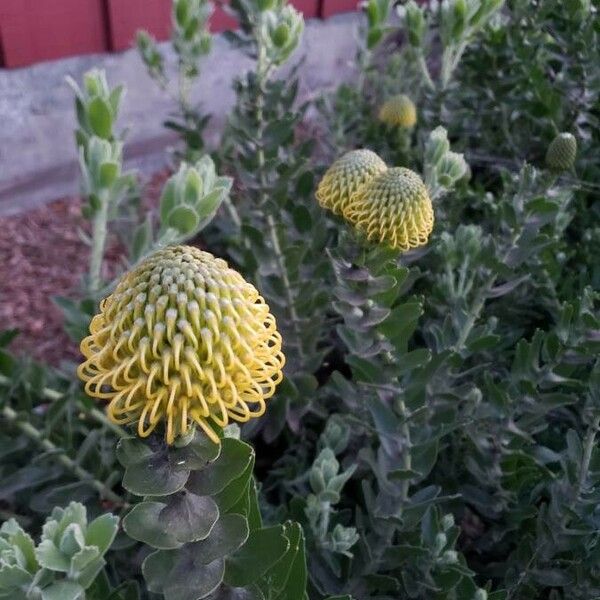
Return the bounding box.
[1,0,599,599]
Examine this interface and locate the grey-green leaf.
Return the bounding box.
[187,438,254,496]
[224,525,289,587]
[160,492,219,544]
[123,502,183,549]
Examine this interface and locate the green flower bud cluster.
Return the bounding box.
[256,0,277,11]
[78,137,134,219]
[425,510,462,567]
[67,69,124,150]
[136,31,166,84]
[173,0,213,77]
[304,448,358,554]
[438,225,483,273]
[262,5,304,65]
[424,126,469,198]
[402,0,427,48]
[438,152,468,187]
[159,156,233,239]
[309,448,356,503]
[545,132,577,172]
[0,502,118,600]
[324,524,360,557]
[319,414,351,455]
[440,0,504,47]
[364,0,393,49]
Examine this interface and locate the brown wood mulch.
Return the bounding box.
[0,172,168,366]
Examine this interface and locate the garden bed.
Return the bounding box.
[0,172,167,364]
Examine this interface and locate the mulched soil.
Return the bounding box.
[0,171,169,366]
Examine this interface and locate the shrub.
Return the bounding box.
[1,0,599,599]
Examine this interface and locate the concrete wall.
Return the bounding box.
[0,13,360,216]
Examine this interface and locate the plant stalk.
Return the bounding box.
[453,272,497,351]
[574,414,600,503]
[397,399,412,505]
[2,405,127,507]
[89,195,110,293]
[254,16,305,364]
[416,51,435,91]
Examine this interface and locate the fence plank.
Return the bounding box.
[0,0,108,68]
[106,0,172,51]
[320,0,357,18]
[0,0,343,68]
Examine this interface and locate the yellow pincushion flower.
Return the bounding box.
[316,149,387,216]
[343,167,434,251]
[378,95,417,128]
[77,246,285,445]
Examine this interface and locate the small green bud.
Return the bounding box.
[454,0,467,21]
[367,27,384,49]
[439,151,468,182]
[309,468,327,494]
[328,524,360,554]
[272,22,290,47]
[175,0,190,26]
[257,0,277,10]
[473,590,488,600]
[322,459,339,481]
[545,132,577,172]
[425,126,450,166]
[465,387,482,404]
[441,514,455,532]
[405,1,426,47]
[199,32,212,54]
[264,6,303,64]
[366,0,379,27]
[438,174,452,187]
[434,532,447,554]
[440,550,459,564]
[158,157,230,240]
[321,415,351,454]
[83,70,104,97]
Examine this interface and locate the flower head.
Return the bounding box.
[316,149,387,216]
[343,167,434,251]
[78,246,285,445]
[546,132,577,172]
[378,95,417,128]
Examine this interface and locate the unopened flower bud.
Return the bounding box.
[272,22,290,47]
[378,95,417,128]
[546,132,577,172]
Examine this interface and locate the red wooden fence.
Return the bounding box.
[0,0,356,68]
